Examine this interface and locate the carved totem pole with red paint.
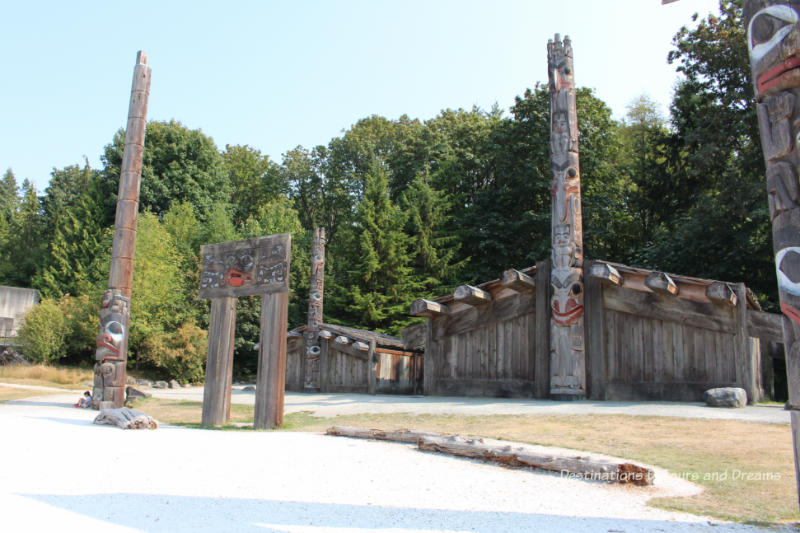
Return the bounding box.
[744,0,800,504]
[548,34,586,398]
[93,52,151,409]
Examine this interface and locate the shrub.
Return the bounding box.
[17,299,68,364]
[138,322,208,383]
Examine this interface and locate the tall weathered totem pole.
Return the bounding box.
[744,0,800,505]
[304,227,326,390]
[547,34,586,398]
[93,51,151,409]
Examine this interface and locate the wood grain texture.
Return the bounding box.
[201,297,236,426]
[454,285,492,306]
[254,292,288,429]
[501,269,537,292]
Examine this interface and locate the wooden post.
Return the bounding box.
[201,297,236,426]
[304,227,326,390]
[423,318,435,395]
[254,292,289,429]
[584,260,606,400]
[547,34,586,399]
[744,0,800,508]
[734,283,757,404]
[367,339,377,395]
[93,51,151,410]
[319,338,329,393]
[534,260,551,398]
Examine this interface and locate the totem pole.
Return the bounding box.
[93,51,151,409]
[744,0,800,506]
[547,34,586,398]
[304,227,326,390]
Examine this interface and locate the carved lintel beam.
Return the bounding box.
[352,341,370,352]
[588,263,622,286]
[318,330,333,340]
[706,282,738,306]
[335,335,350,346]
[645,272,679,296]
[501,269,536,292]
[454,285,492,306]
[410,298,449,318]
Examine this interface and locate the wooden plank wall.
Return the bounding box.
[285,337,304,392]
[426,291,538,397]
[376,351,423,394]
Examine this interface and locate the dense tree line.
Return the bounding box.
[7,1,773,380]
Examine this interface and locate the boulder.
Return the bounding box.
[126,376,137,385]
[94,408,158,430]
[136,379,153,388]
[704,387,747,408]
[126,386,151,400]
[152,380,168,389]
[169,379,180,389]
[243,385,256,392]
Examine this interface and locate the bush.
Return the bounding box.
[17,299,68,364]
[138,322,208,383]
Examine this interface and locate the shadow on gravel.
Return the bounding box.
[22,492,744,533]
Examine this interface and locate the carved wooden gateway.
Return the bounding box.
[198,233,291,429]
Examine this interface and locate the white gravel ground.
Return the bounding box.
[0,392,793,533]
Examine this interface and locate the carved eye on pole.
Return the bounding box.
[749,5,798,61]
[570,283,583,297]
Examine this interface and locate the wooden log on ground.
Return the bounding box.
[454,285,492,306]
[645,272,679,296]
[588,263,622,286]
[501,269,536,292]
[94,408,158,429]
[706,282,737,306]
[410,299,448,318]
[417,435,654,486]
[325,425,445,444]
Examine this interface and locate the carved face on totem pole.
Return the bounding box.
[551,271,584,327]
[95,289,129,362]
[745,1,800,324]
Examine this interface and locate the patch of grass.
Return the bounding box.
[0,364,93,389]
[121,397,799,524]
[0,385,63,402]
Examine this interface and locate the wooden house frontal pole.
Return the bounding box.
[547,34,586,399]
[744,0,800,509]
[92,51,151,410]
[303,227,326,390]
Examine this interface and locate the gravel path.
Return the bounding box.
[0,392,791,532]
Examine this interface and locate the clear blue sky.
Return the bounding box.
[1,0,721,193]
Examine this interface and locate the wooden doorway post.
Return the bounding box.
[201,297,236,426]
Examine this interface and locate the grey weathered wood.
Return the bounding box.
[410,298,449,318]
[198,234,291,299]
[201,297,236,426]
[588,263,622,286]
[584,261,606,400]
[645,272,679,296]
[303,227,326,389]
[318,329,333,340]
[437,292,534,339]
[603,285,737,334]
[706,282,737,306]
[417,434,653,486]
[254,291,289,429]
[319,338,329,393]
[747,309,784,343]
[534,260,551,398]
[352,341,370,352]
[423,319,435,395]
[94,408,158,430]
[367,340,377,395]
[335,335,350,346]
[401,322,426,350]
[326,426,442,443]
[501,269,536,292]
[454,285,492,306]
[734,283,757,404]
